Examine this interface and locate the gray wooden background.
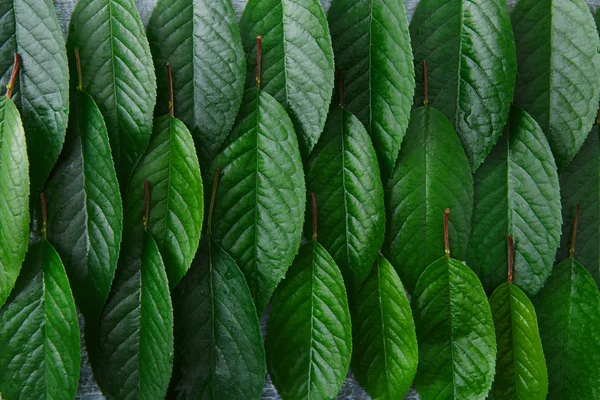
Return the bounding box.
[48,0,600,399]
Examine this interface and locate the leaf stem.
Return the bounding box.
[208,168,221,235]
[256,36,262,89]
[40,193,47,239]
[337,67,344,109]
[166,63,174,117]
[5,53,20,99]
[507,235,514,284]
[422,60,429,106]
[74,49,83,91]
[444,208,450,256]
[569,204,580,257]
[596,109,600,125]
[311,193,318,241]
[143,180,150,231]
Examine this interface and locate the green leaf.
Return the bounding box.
[97,231,174,400]
[124,115,203,289]
[467,106,561,297]
[209,87,305,313]
[412,255,496,400]
[266,240,352,399]
[168,237,265,400]
[409,0,516,172]
[383,106,473,294]
[351,255,418,400]
[239,0,334,159]
[67,0,157,188]
[511,0,600,170]
[557,126,599,285]
[0,239,80,400]
[45,90,122,324]
[305,106,385,298]
[0,96,29,308]
[489,282,548,400]
[0,0,68,196]
[327,0,414,179]
[147,0,246,172]
[533,257,600,399]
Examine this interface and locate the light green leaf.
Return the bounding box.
[239,0,334,158]
[125,115,203,289]
[383,106,473,294]
[209,87,305,314]
[266,240,352,399]
[45,90,122,324]
[97,231,174,400]
[168,237,265,400]
[327,0,414,178]
[533,257,600,399]
[489,282,548,399]
[0,96,29,308]
[306,106,385,298]
[0,0,68,196]
[352,255,418,400]
[412,255,496,400]
[512,0,600,170]
[67,0,157,188]
[409,0,516,172]
[0,239,80,400]
[147,0,246,172]
[467,106,561,297]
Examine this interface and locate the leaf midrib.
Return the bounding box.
[376,258,392,395]
[446,258,459,399]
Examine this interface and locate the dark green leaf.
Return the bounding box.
[266,240,352,399]
[383,106,473,293]
[0,239,80,400]
[512,0,600,170]
[327,0,414,178]
[306,106,385,298]
[0,0,68,195]
[533,257,600,399]
[352,255,417,400]
[147,0,246,172]
[489,282,548,399]
[412,255,496,400]
[209,87,305,313]
[409,0,516,172]
[239,0,334,158]
[467,106,561,296]
[0,96,29,308]
[97,231,174,400]
[168,237,265,400]
[557,126,599,285]
[125,115,203,289]
[45,90,122,324]
[67,0,157,188]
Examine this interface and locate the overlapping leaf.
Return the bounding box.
[0,239,80,400]
[0,0,68,195]
[306,106,385,298]
[383,106,473,293]
[412,255,496,400]
[67,0,157,188]
[239,0,334,158]
[489,282,548,399]
[352,255,417,400]
[409,0,516,171]
[533,257,600,399]
[467,106,561,296]
[124,115,203,289]
[45,90,122,324]
[147,0,246,171]
[512,0,600,170]
[209,87,305,313]
[266,240,352,399]
[327,0,414,178]
[97,231,173,400]
[0,97,29,308]
[168,237,265,400]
